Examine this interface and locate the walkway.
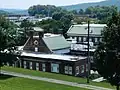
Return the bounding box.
[1,70,114,90]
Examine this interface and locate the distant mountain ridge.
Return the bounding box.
[0,0,120,15]
[0,10,10,15]
[0,8,28,15]
[60,0,120,11]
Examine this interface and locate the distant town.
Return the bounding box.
[0,0,120,90]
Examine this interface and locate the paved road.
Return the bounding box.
[1,70,114,90]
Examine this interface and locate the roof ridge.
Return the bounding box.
[43,35,62,39]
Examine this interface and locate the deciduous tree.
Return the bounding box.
[94,13,120,90]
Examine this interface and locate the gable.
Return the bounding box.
[23,36,51,53]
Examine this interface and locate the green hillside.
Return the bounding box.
[0,10,9,15]
[60,0,120,11]
[0,8,28,15]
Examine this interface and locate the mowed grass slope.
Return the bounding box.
[0,75,88,90]
[2,66,115,89]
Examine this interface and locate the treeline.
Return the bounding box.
[28,5,68,17]
[71,5,118,23]
[85,5,117,20]
[28,5,118,23]
[0,10,9,15]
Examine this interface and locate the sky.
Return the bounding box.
[0,0,105,9]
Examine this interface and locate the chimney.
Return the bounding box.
[39,32,44,38]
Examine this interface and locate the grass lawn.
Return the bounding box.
[0,74,88,90]
[1,66,115,89]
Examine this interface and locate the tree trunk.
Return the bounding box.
[117,85,119,90]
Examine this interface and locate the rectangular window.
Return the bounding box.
[95,38,98,42]
[79,37,81,42]
[65,66,73,75]
[86,64,88,72]
[65,66,68,74]
[30,62,32,70]
[42,63,46,72]
[76,66,79,75]
[69,67,72,75]
[36,63,39,71]
[35,47,38,52]
[83,37,86,42]
[74,37,77,41]
[80,65,85,73]
[51,63,59,73]
[89,38,92,42]
[23,61,26,69]
[24,61,26,64]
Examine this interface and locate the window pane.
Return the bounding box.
[76,66,79,75]
[65,66,68,74]
[51,63,59,73]
[79,37,81,42]
[95,38,97,42]
[30,62,32,69]
[86,64,88,72]
[80,65,84,73]
[42,63,46,71]
[35,47,38,52]
[24,61,26,64]
[69,67,72,75]
[36,63,39,70]
[83,37,86,42]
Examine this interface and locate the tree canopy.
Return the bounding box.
[94,13,120,90]
[0,15,22,69]
[28,5,65,16]
[0,16,18,51]
[35,12,73,36]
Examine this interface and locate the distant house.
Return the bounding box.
[5,16,19,22]
[67,24,106,46]
[67,24,106,70]
[23,28,70,54]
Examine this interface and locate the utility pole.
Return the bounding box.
[87,20,90,83]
